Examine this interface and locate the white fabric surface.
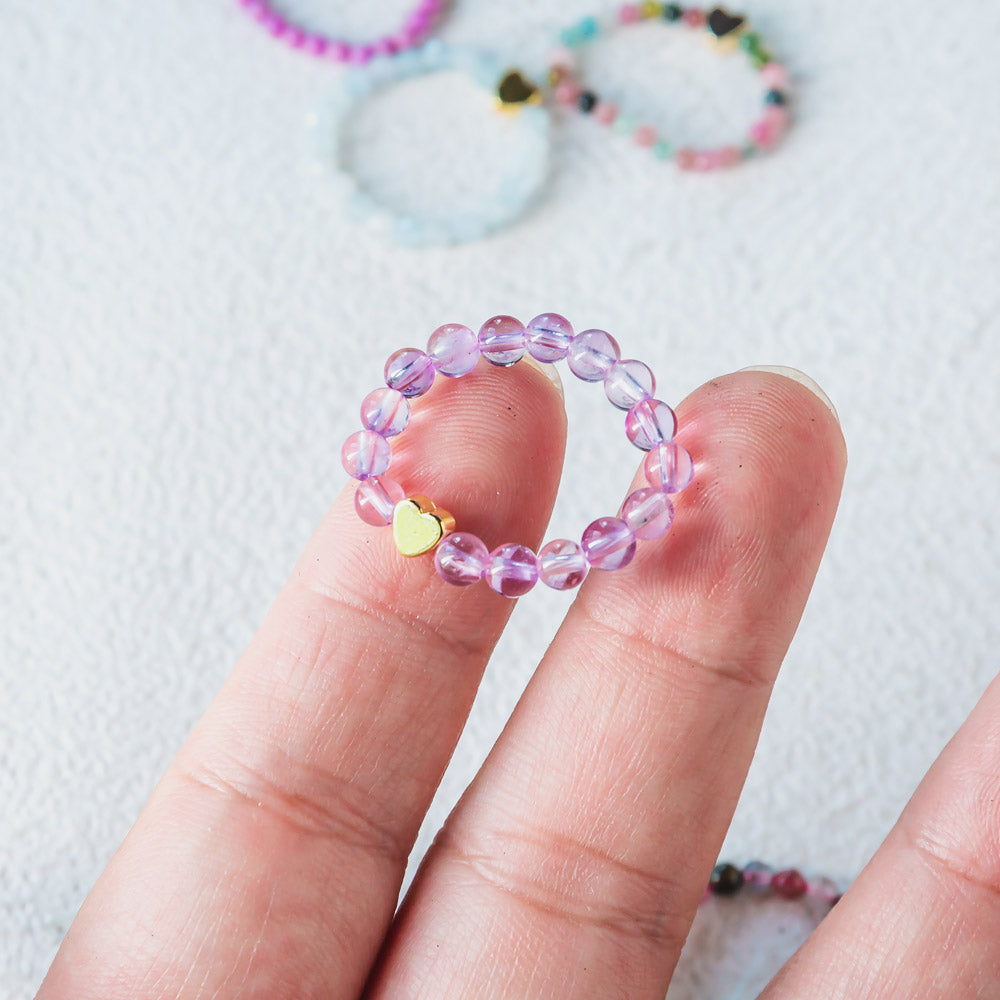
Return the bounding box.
[2,0,999,996]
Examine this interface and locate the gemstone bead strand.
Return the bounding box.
[549,5,791,169]
[343,314,695,596]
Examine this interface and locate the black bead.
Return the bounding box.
[710,862,745,896]
[708,8,746,37]
[765,89,787,106]
[578,91,598,113]
[663,4,683,21]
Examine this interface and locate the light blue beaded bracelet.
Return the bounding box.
[310,40,552,247]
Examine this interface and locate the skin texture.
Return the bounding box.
[37,361,999,998]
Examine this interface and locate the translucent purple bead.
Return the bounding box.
[537,538,589,591]
[485,543,538,597]
[605,359,655,409]
[526,312,574,363]
[567,329,620,382]
[625,399,677,451]
[354,475,405,526]
[620,488,674,541]
[478,315,527,367]
[360,387,410,437]
[644,441,694,494]
[581,517,636,571]
[385,347,436,397]
[435,532,490,587]
[427,323,479,377]
[341,429,391,480]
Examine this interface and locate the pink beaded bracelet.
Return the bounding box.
[343,314,694,598]
[234,0,443,63]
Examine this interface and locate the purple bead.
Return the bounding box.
[742,860,774,896]
[485,543,538,597]
[605,359,655,410]
[625,399,677,451]
[567,329,620,382]
[384,348,435,397]
[478,315,527,366]
[360,387,410,437]
[435,532,490,587]
[537,538,589,591]
[354,475,405,526]
[427,323,479,377]
[526,312,574,363]
[341,429,391,480]
[644,441,694,494]
[620,488,674,541]
[581,517,636,571]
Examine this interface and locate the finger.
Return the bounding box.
[38,358,567,1000]
[367,369,846,1000]
[761,671,1000,999]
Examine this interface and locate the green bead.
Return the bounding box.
[559,26,581,47]
[739,31,761,52]
[614,115,637,135]
[653,140,673,160]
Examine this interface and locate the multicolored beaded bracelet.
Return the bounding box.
[705,860,841,910]
[342,314,693,597]
[233,0,443,63]
[547,4,791,169]
[313,42,552,247]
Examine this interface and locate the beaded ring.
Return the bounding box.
[234,0,443,64]
[343,313,693,597]
[314,41,552,247]
[549,4,791,170]
[706,861,841,909]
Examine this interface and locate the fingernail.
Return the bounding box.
[521,354,564,400]
[739,365,839,424]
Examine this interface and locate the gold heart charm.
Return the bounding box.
[393,495,456,558]
[497,70,541,112]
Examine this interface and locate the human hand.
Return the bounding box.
[37,360,993,999]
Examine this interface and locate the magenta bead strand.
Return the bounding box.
[236,0,442,62]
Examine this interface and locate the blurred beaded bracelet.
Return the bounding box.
[549,4,791,169]
[342,313,693,597]
[233,0,444,63]
[318,6,788,244]
[311,42,551,247]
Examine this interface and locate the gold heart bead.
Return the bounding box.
[497,70,541,112]
[393,495,456,558]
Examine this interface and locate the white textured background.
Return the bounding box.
[2,0,999,997]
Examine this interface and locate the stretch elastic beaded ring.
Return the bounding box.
[315,41,552,247]
[234,0,443,63]
[343,314,695,598]
[549,5,791,169]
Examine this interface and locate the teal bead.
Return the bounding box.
[614,115,637,135]
[578,16,600,39]
[653,140,672,160]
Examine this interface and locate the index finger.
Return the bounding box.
[38,355,567,1000]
